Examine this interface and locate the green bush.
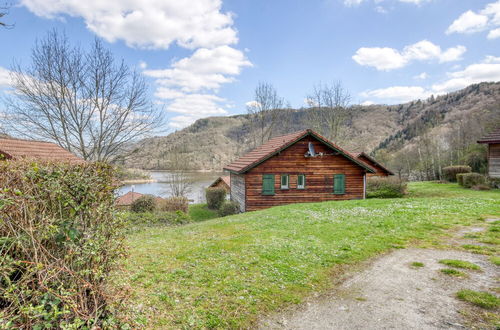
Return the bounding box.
[218,201,240,217]
[457,173,466,186]
[124,210,191,226]
[206,187,226,209]
[489,178,500,189]
[130,194,157,213]
[159,196,189,213]
[0,160,126,328]
[366,177,407,198]
[442,165,471,182]
[461,173,486,188]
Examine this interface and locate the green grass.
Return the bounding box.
[410,262,424,268]
[457,289,500,309]
[439,259,481,270]
[440,268,468,277]
[122,182,500,328]
[189,203,219,222]
[490,256,500,266]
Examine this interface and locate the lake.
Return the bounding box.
[117,171,224,204]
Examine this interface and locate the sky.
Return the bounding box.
[0,0,499,130]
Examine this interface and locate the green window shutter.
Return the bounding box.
[262,174,275,195]
[334,174,345,194]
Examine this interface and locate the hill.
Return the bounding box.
[118,82,500,176]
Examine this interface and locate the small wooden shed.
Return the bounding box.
[209,176,231,192]
[478,127,500,178]
[223,129,380,212]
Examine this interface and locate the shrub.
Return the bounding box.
[461,173,486,188]
[218,201,240,217]
[206,187,226,209]
[457,173,466,186]
[442,165,471,182]
[159,196,189,213]
[0,160,126,328]
[130,194,157,213]
[124,210,191,226]
[366,177,407,198]
[489,178,500,189]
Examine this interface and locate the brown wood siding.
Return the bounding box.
[244,136,365,211]
[230,173,246,212]
[488,143,500,178]
[358,155,390,177]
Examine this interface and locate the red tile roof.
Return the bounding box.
[0,137,83,163]
[115,191,164,206]
[224,129,375,174]
[478,127,500,144]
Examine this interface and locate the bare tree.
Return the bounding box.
[0,4,13,29]
[247,82,285,147]
[6,30,164,162]
[163,146,194,197]
[306,81,351,142]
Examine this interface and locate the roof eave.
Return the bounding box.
[358,152,394,175]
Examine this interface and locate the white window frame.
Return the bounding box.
[280,174,289,189]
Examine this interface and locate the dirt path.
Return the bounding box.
[260,222,499,329]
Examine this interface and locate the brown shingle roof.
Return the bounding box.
[0,137,83,163]
[115,191,164,206]
[209,175,231,188]
[478,127,500,144]
[224,129,375,174]
[352,152,394,175]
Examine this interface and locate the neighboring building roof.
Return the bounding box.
[224,129,376,174]
[0,137,83,163]
[352,152,394,175]
[477,127,500,144]
[209,175,231,188]
[115,191,164,206]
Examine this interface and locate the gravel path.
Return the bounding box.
[260,224,499,329]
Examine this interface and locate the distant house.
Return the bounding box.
[0,137,83,163]
[351,152,394,177]
[223,129,385,212]
[478,127,500,178]
[115,191,164,208]
[209,176,231,192]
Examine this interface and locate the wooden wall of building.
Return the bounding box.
[244,136,366,211]
[488,143,500,178]
[230,173,246,212]
[358,155,390,177]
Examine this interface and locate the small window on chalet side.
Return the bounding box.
[333,174,346,195]
[262,174,275,195]
[281,174,289,189]
[297,174,305,189]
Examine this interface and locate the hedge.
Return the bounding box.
[130,194,157,213]
[366,177,407,198]
[0,160,127,328]
[460,173,486,188]
[442,165,471,182]
[206,187,226,209]
[218,201,240,217]
[159,196,189,213]
[124,210,191,226]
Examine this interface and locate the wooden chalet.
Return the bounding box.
[351,152,394,176]
[223,129,388,212]
[0,137,83,163]
[209,176,231,192]
[478,127,500,178]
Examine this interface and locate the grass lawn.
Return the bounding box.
[121,182,499,328]
[189,203,219,222]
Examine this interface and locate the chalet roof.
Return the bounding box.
[224,129,376,174]
[209,175,230,188]
[478,127,500,144]
[352,152,394,175]
[0,137,83,163]
[115,191,164,206]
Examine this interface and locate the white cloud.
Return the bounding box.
[0,67,13,88]
[166,94,228,128]
[488,27,500,39]
[414,72,429,80]
[343,0,432,6]
[360,56,500,103]
[343,0,364,6]
[138,61,147,69]
[21,0,237,50]
[352,40,466,71]
[144,46,251,93]
[361,100,375,106]
[446,1,500,38]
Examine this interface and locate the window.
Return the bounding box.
[280,174,289,189]
[262,174,275,195]
[297,174,305,189]
[333,174,345,194]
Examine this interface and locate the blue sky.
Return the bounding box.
[0,0,499,129]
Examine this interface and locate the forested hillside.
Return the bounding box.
[117,82,500,179]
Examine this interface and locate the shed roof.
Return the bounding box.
[352,152,394,175]
[115,191,164,206]
[224,129,375,174]
[209,175,230,188]
[477,127,500,144]
[0,137,83,163]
